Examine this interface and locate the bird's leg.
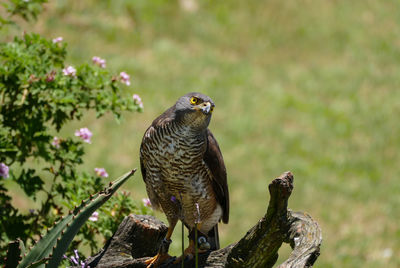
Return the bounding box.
[174,224,210,264]
[145,221,176,268]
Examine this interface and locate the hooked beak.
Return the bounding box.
[200,102,214,114]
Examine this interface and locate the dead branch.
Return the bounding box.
[86,171,322,268]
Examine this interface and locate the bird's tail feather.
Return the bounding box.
[207,224,220,250]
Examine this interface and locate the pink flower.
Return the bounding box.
[52,136,61,148]
[132,94,144,109]
[92,56,106,68]
[94,167,109,178]
[46,70,56,82]
[52,37,63,44]
[119,72,131,86]
[62,66,77,77]
[89,211,99,222]
[75,127,92,143]
[0,163,9,179]
[142,198,152,207]
[64,250,88,267]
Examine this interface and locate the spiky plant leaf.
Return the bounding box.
[25,258,49,268]
[17,170,136,268]
[5,239,25,268]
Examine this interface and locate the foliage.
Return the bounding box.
[7,171,135,268]
[0,0,48,27]
[64,175,149,253]
[0,0,149,264]
[26,1,400,267]
[3,0,400,267]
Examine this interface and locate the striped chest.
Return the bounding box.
[140,123,211,197]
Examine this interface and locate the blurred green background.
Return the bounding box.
[3,0,400,267]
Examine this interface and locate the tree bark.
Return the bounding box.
[87,171,322,268]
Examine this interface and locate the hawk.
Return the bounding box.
[140,92,229,267]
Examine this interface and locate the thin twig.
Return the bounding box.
[181,220,184,268]
[194,202,200,268]
[195,223,198,268]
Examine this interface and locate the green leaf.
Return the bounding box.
[15,169,44,198]
[17,170,136,268]
[5,239,24,268]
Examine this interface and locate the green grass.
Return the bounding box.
[3,0,400,266]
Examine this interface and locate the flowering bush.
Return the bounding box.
[0,0,150,264]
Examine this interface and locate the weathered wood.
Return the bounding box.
[224,171,294,267]
[87,171,322,268]
[278,211,322,268]
[86,215,168,267]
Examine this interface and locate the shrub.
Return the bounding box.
[0,0,149,264]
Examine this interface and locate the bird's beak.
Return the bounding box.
[201,102,214,114]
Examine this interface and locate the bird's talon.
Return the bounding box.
[144,253,172,268]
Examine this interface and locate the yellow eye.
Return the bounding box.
[190,97,199,105]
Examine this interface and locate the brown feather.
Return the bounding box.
[139,105,177,210]
[203,129,229,223]
[150,105,177,128]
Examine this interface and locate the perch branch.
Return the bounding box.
[277,211,322,268]
[87,171,322,268]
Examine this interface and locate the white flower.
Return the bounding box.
[75,128,92,143]
[92,56,106,68]
[94,167,109,178]
[62,66,77,77]
[142,198,152,207]
[132,94,144,109]
[0,163,9,179]
[52,136,61,148]
[52,37,63,44]
[119,72,131,86]
[89,211,99,222]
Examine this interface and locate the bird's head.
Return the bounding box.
[174,92,215,130]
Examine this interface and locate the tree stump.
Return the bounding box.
[87,171,322,268]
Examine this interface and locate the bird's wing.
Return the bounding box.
[203,129,229,223]
[149,105,176,128]
[140,104,176,181]
[139,129,162,210]
[140,105,176,210]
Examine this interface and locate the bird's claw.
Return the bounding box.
[144,252,172,268]
[145,239,173,268]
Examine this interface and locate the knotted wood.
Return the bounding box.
[87,171,322,268]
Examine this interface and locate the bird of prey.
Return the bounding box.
[140,92,229,267]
